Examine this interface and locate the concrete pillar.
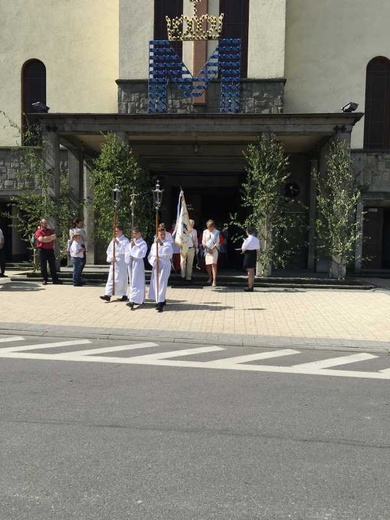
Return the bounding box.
[83,161,95,264]
[43,131,61,269]
[68,148,84,217]
[355,200,364,274]
[307,159,318,271]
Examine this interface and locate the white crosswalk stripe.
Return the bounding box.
[0,336,389,380]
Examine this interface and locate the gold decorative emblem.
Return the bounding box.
[166,0,224,41]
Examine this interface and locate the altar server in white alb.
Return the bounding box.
[100,225,130,302]
[125,227,148,310]
[148,226,173,312]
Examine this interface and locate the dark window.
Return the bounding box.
[220,0,249,78]
[21,59,46,144]
[154,0,183,57]
[364,57,390,149]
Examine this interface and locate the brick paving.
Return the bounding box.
[1,273,389,350]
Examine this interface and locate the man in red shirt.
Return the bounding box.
[34,219,62,285]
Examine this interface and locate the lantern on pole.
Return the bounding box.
[152,180,164,298]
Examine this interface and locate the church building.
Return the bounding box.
[0,0,389,271]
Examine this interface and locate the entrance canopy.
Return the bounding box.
[31,112,363,159]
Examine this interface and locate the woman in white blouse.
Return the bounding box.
[241,226,260,292]
[202,219,220,287]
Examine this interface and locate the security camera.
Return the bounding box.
[341,102,358,113]
[31,101,50,113]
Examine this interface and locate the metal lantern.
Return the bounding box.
[112,183,121,210]
[152,180,164,210]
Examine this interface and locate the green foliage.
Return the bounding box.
[315,138,361,279]
[91,133,154,243]
[232,133,304,275]
[0,113,70,256]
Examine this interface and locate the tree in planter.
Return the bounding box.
[315,138,361,280]
[231,133,303,276]
[91,133,154,244]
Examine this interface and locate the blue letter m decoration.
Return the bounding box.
[148,39,241,113]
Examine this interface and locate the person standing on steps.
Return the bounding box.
[100,225,130,302]
[202,219,220,287]
[34,219,62,285]
[69,231,85,286]
[241,226,260,292]
[180,219,198,282]
[125,227,148,310]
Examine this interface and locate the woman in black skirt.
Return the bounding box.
[241,227,260,292]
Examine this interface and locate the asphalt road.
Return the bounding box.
[0,334,389,520]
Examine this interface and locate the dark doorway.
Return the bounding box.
[171,185,244,268]
[383,208,390,268]
[0,203,13,263]
[362,207,389,270]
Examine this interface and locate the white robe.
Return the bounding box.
[148,240,173,303]
[125,237,147,304]
[105,234,130,297]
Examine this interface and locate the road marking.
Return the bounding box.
[123,346,225,361]
[292,353,378,370]
[62,342,159,357]
[0,339,91,353]
[0,336,25,343]
[0,338,389,380]
[207,349,300,366]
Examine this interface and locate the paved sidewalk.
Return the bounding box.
[1,272,390,351]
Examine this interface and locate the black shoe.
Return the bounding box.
[244,287,254,292]
[157,303,163,313]
[42,280,48,285]
[74,283,83,287]
[53,280,63,285]
[126,302,134,310]
[119,296,129,302]
[0,273,6,277]
[100,295,111,302]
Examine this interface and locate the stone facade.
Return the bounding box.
[352,151,390,198]
[117,79,285,115]
[0,148,26,193]
[0,147,68,198]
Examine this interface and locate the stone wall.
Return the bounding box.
[117,79,285,115]
[352,151,390,197]
[0,147,68,198]
[0,148,25,193]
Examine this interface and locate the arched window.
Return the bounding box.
[220,0,249,78]
[154,0,183,57]
[21,59,46,144]
[364,57,390,149]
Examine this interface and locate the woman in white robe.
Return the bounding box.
[148,227,173,312]
[100,225,130,302]
[125,227,148,308]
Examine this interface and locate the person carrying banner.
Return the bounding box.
[148,226,173,312]
[125,227,148,309]
[202,219,220,287]
[100,225,130,302]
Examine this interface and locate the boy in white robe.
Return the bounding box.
[148,226,173,312]
[100,225,130,302]
[125,227,148,309]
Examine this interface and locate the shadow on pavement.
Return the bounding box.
[0,282,44,292]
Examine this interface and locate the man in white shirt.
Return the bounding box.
[125,227,148,309]
[0,228,5,277]
[148,226,173,312]
[100,225,130,302]
[180,219,198,281]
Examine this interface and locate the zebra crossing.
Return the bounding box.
[0,335,390,380]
